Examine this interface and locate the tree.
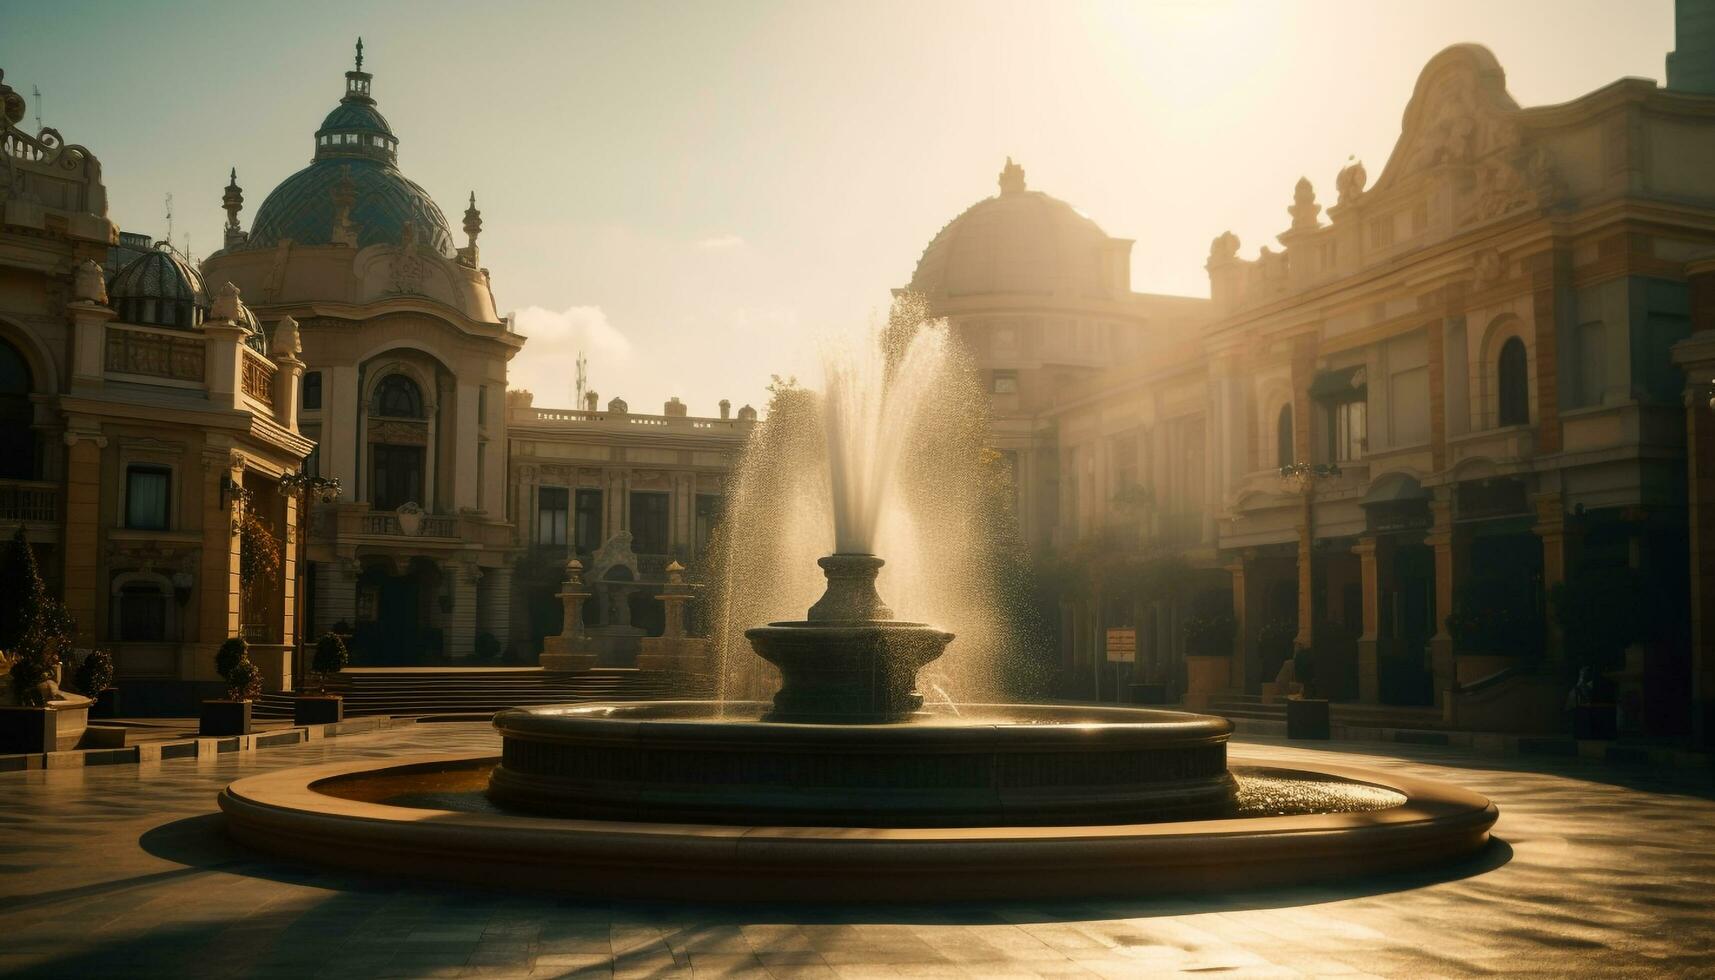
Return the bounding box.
[0,526,76,706]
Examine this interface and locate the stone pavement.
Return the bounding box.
[1,722,1711,978]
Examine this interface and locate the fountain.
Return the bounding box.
[218,309,1498,900]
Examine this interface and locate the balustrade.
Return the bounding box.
[104,325,205,382]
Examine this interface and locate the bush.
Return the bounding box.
[0,527,77,706]
[312,632,349,678]
[474,631,501,661]
[226,657,261,701]
[74,649,115,696]
[8,654,51,707]
[1182,610,1236,658]
[215,637,248,682]
[1446,575,1543,656]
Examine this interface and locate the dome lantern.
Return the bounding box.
[314,37,398,165]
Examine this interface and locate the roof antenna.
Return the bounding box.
[30,84,41,131]
[164,192,174,248]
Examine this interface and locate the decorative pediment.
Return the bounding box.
[1372,45,1522,194]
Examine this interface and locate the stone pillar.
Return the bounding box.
[446,562,479,658]
[1533,491,1568,665]
[60,428,106,649]
[194,448,244,681]
[1294,489,1314,651]
[1354,535,1388,704]
[1426,487,1459,706]
[1224,556,1249,693]
[66,300,114,393]
[479,564,513,653]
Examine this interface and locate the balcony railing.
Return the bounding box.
[240,348,277,405]
[359,512,460,537]
[0,480,58,523]
[105,324,205,383]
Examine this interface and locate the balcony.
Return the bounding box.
[0,480,59,525]
[1447,425,1535,472]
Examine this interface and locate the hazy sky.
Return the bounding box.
[6,1,1675,415]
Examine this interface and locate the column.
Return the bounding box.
[1224,556,1249,693]
[1425,487,1459,705]
[1354,535,1382,703]
[1533,491,1567,665]
[60,428,106,649]
[447,562,479,658]
[1294,489,1314,651]
[479,564,513,653]
[195,448,244,681]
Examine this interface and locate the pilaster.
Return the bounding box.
[1532,491,1568,665]
[1425,486,1460,705]
[60,427,106,648]
[1354,535,1382,703]
[446,562,480,658]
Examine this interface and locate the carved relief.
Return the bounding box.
[1473,249,1505,285]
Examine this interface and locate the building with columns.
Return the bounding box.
[202,44,524,667]
[0,72,311,708]
[1029,40,1715,739]
[504,390,755,656]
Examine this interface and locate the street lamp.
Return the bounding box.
[280,470,342,689]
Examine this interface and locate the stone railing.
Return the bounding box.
[0,480,58,523]
[514,406,754,434]
[105,324,205,383]
[359,512,461,538]
[240,347,277,406]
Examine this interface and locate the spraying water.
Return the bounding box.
[705,296,1048,712]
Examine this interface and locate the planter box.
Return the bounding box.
[200,699,253,736]
[91,688,121,719]
[1286,698,1331,740]
[293,695,344,726]
[0,702,91,753]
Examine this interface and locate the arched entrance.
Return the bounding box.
[353,557,444,664]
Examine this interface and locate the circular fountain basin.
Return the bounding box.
[488,701,1238,826]
[217,749,1498,902]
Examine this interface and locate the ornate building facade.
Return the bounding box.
[0,73,311,707]
[203,46,523,667]
[1029,41,1715,739]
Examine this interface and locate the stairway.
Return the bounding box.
[1205,692,1444,733]
[253,667,714,720]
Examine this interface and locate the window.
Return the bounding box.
[630,491,670,555]
[304,435,321,478]
[537,487,568,546]
[574,489,603,553]
[302,371,322,410]
[1331,400,1366,462]
[694,494,723,557]
[1389,366,1430,447]
[118,583,168,641]
[372,374,424,418]
[1276,405,1295,469]
[992,370,1018,395]
[0,338,34,480]
[125,466,170,530]
[1498,337,1529,426]
[369,444,423,511]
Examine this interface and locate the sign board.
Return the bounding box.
[1105,629,1137,663]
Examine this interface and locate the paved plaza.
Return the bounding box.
[1,723,1712,979]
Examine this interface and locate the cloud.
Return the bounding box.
[695,234,745,250]
[505,304,632,405]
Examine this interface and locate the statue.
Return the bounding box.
[72,259,107,305]
[1287,177,1321,232]
[1335,158,1366,206]
[1208,231,1240,262]
[209,282,243,324]
[590,530,639,584]
[271,314,302,358]
[998,156,1026,195]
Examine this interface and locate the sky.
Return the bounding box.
[5,0,1676,416]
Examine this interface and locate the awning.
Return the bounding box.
[1361,473,1428,505]
[1309,365,1367,399]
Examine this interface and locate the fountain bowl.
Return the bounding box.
[488,701,1237,827]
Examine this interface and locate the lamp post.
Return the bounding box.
[1278,461,1342,660]
[280,471,341,690]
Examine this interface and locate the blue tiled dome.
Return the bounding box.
[248,157,455,255]
[107,243,268,351]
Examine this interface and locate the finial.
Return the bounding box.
[998,156,1026,195]
[1287,176,1321,232]
[229,166,237,183]
[355,37,364,72]
[463,191,483,249]
[222,166,246,242]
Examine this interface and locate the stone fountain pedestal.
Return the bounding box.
[636,561,711,674]
[539,559,598,673]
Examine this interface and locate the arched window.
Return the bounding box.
[1275,405,1294,469]
[372,374,424,418]
[0,338,36,480]
[1497,337,1529,427]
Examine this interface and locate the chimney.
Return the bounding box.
[719,399,731,420]
[584,390,599,412]
[664,396,687,418]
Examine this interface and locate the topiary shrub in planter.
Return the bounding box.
[296,632,349,725]
[202,638,257,736]
[1,526,78,708]
[75,650,118,718]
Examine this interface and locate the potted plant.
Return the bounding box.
[202,637,257,736]
[1286,645,1330,740]
[295,632,348,725]
[75,649,118,719]
[0,527,87,752]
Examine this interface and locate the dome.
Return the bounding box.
[908,159,1121,302]
[248,157,455,255]
[241,43,452,255]
[108,244,267,351]
[108,245,206,329]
